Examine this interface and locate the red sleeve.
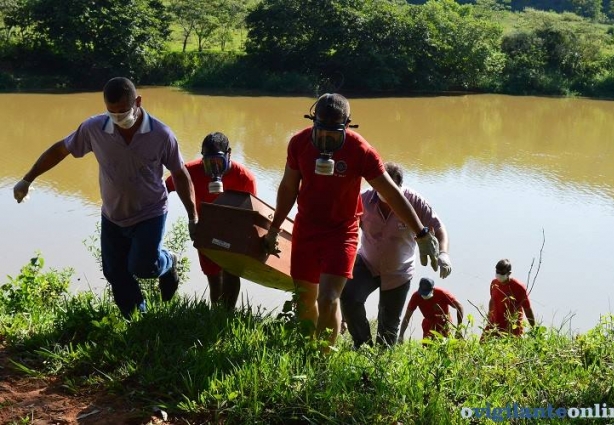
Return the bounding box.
[362,143,385,181]
[441,288,459,307]
[405,189,442,232]
[165,175,175,192]
[245,169,257,196]
[408,292,420,311]
[286,133,300,171]
[515,281,531,309]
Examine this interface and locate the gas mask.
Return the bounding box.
[310,120,347,176]
[202,152,230,194]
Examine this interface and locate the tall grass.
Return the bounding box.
[1,224,614,423]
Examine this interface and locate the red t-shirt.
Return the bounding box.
[408,288,459,337]
[165,158,257,203]
[287,127,384,237]
[488,277,531,335]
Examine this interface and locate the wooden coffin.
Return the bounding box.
[193,190,294,292]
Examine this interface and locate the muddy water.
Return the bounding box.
[2,88,613,336]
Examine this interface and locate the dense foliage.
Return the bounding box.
[1,0,614,96]
[243,0,505,92]
[1,0,171,87]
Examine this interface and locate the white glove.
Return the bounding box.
[416,231,439,271]
[13,179,32,203]
[438,252,452,279]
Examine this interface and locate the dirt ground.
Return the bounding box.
[0,347,176,425]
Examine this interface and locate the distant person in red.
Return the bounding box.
[166,132,257,310]
[399,277,463,341]
[482,258,536,338]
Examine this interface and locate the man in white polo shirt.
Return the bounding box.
[13,77,197,319]
[340,162,452,348]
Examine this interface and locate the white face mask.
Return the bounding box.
[107,107,137,129]
[421,291,434,300]
[496,273,510,283]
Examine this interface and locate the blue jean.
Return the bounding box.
[101,213,174,318]
[340,255,411,348]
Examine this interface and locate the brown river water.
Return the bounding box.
[1,88,613,337]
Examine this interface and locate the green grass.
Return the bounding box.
[2,227,614,423]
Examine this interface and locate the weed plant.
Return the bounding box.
[1,223,614,423]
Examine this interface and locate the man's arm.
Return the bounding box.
[262,164,301,256]
[24,141,71,182]
[399,306,416,343]
[453,299,464,325]
[524,304,536,328]
[14,141,70,202]
[487,298,494,320]
[270,164,301,230]
[170,165,197,222]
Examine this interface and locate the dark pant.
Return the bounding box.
[340,255,411,348]
[101,213,174,318]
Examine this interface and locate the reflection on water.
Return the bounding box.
[1,89,614,336]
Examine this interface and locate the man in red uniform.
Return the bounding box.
[263,93,440,346]
[399,277,463,341]
[482,258,536,338]
[166,132,257,309]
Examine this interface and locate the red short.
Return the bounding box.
[198,251,222,276]
[290,221,359,284]
[422,319,449,339]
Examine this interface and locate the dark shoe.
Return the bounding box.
[159,252,179,301]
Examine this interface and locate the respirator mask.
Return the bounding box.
[202,152,229,194]
[107,106,137,129]
[304,101,357,176]
[311,120,347,175]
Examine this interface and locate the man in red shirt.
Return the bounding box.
[482,259,536,338]
[263,93,440,346]
[399,277,463,341]
[166,132,257,310]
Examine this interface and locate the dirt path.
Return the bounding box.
[0,347,171,425]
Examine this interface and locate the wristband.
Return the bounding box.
[416,227,429,238]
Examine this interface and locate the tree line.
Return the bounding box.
[1,0,614,98]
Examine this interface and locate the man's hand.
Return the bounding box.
[13,179,31,203]
[188,219,198,241]
[263,227,281,258]
[416,231,439,271]
[438,252,452,279]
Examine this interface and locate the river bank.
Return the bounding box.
[1,254,614,424]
